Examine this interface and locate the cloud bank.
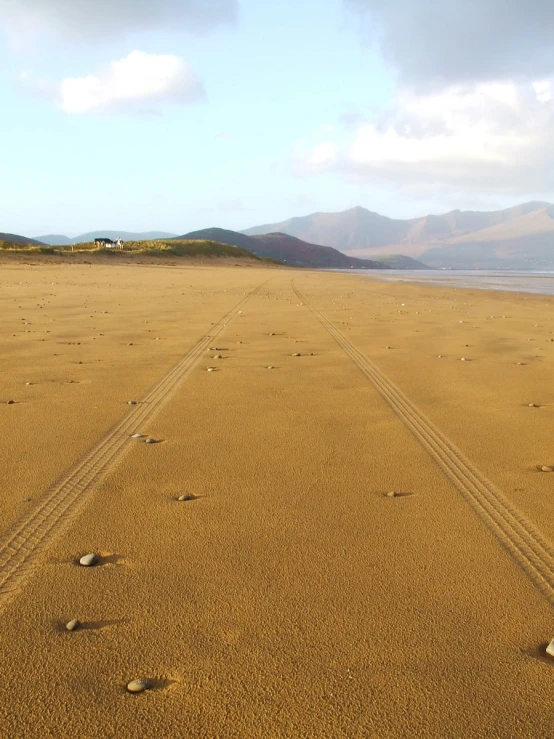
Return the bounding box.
[346,0,554,88]
[25,51,206,114]
[0,0,237,38]
[297,79,554,194]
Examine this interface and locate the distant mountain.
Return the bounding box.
[0,232,45,246]
[174,228,389,269]
[38,231,178,245]
[243,202,554,269]
[37,234,72,246]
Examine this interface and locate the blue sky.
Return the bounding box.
[1,0,554,237]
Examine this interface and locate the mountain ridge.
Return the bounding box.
[243,202,554,269]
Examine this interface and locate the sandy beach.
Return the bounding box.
[1,263,553,738]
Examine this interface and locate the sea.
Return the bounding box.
[335,269,554,296]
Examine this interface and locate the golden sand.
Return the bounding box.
[0,263,553,738]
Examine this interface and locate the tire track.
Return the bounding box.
[0,283,267,609]
[292,281,554,607]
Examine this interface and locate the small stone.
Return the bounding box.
[79,553,99,567]
[207,367,215,372]
[7,400,14,405]
[267,365,274,370]
[214,354,222,359]
[131,433,143,439]
[460,357,467,362]
[145,438,156,444]
[528,403,539,408]
[127,679,150,694]
[65,619,80,631]
[25,382,32,386]
[178,494,195,501]
[128,400,137,405]
[127,343,133,346]
[541,466,554,472]
[546,640,554,658]
[23,498,31,503]
[269,332,275,336]
[292,352,300,357]
[386,491,397,498]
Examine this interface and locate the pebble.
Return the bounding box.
[207,367,215,372]
[269,332,275,336]
[214,354,222,359]
[7,400,14,405]
[178,494,195,501]
[128,400,137,405]
[546,639,554,658]
[292,352,300,357]
[127,343,133,346]
[528,403,539,408]
[541,466,554,472]
[65,619,80,631]
[79,553,99,567]
[127,678,150,694]
[386,491,397,498]
[23,498,31,503]
[25,382,32,386]
[460,357,467,362]
[145,438,156,444]
[131,433,143,439]
[267,365,274,370]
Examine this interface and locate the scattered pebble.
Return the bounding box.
[23,498,31,503]
[292,352,300,357]
[131,433,143,439]
[79,553,98,567]
[269,332,275,336]
[145,438,156,444]
[127,679,150,694]
[267,365,275,370]
[25,382,32,386]
[528,403,539,408]
[128,400,137,405]
[65,619,80,632]
[546,640,554,658]
[214,354,222,359]
[7,400,15,405]
[541,465,554,472]
[177,494,195,501]
[207,367,215,372]
[386,491,397,498]
[127,343,133,346]
[460,357,467,362]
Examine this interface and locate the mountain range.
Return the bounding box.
[37,231,177,246]
[243,202,554,269]
[175,228,426,269]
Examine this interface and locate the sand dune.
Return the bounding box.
[0,264,553,737]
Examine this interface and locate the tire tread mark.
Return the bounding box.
[292,281,554,607]
[0,283,266,609]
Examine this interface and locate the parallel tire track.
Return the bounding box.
[292,281,554,607]
[0,283,266,608]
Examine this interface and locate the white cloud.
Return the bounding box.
[25,51,206,114]
[0,0,236,39]
[296,80,554,194]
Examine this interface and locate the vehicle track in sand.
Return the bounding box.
[0,282,267,610]
[292,281,554,608]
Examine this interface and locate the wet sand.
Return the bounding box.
[0,264,553,737]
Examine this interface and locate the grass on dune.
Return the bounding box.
[0,239,272,261]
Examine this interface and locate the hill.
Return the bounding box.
[243,202,554,269]
[174,227,389,269]
[0,233,45,246]
[37,231,178,245]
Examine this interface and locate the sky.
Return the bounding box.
[2,0,554,237]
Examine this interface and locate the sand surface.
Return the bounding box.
[0,264,553,738]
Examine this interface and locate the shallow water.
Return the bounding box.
[337,269,554,295]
